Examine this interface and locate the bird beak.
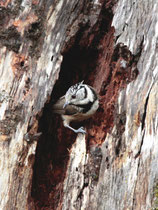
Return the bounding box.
[63,101,69,109]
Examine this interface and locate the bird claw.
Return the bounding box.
[76,127,86,134]
[64,124,86,134]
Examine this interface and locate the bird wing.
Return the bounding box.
[64,104,79,115]
[52,96,79,115]
[52,96,65,113]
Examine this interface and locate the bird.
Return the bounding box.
[52,81,99,134]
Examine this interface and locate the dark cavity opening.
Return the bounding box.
[31,40,99,210]
[30,1,114,207]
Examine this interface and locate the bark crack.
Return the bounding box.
[132,79,155,208]
[135,80,154,159]
[77,181,89,200]
[132,130,145,209]
[141,95,150,131]
[134,130,145,159]
[141,81,154,131]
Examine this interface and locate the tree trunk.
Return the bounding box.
[0,0,158,210]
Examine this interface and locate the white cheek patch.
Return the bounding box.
[86,86,93,102]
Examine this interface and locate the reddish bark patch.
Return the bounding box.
[0,0,11,7]
[31,112,76,209]
[11,53,28,77]
[32,0,39,5]
[13,13,38,35]
[87,43,139,147]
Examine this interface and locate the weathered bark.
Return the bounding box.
[0,0,158,210]
[0,0,87,209]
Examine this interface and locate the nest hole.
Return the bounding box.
[30,2,115,207]
[31,42,99,209]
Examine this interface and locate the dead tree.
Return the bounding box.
[0,0,158,209]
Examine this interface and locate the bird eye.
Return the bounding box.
[72,95,76,99]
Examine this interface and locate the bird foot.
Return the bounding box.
[76,127,86,134]
[64,124,86,134]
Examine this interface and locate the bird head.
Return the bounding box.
[63,81,87,108]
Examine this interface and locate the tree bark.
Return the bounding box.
[0,0,158,210]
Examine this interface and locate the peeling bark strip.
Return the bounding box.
[0,0,158,210]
